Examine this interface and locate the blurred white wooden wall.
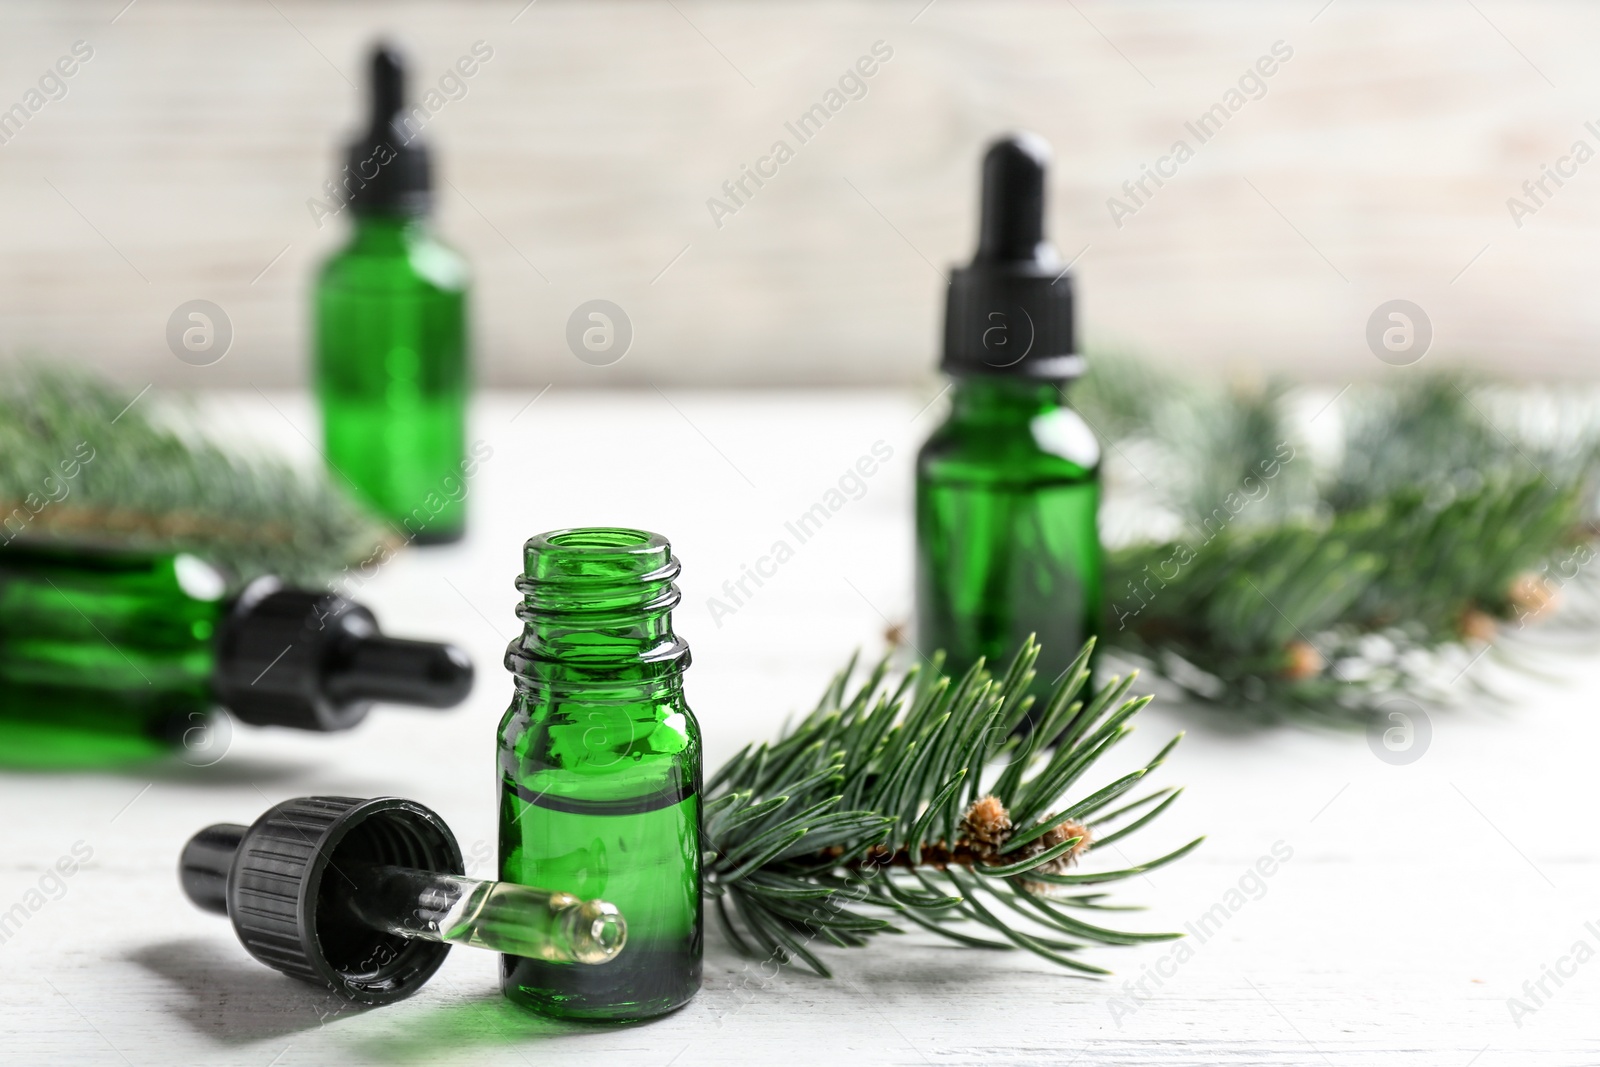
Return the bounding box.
[0,0,1596,388]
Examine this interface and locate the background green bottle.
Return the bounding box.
[916,134,1102,714]
[0,543,472,767]
[499,528,702,1021]
[315,44,469,544]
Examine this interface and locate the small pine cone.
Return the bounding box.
[1035,819,1092,874]
[1459,607,1497,644]
[1282,640,1324,681]
[1507,573,1558,623]
[960,795,1012,850]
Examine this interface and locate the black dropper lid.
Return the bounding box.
[211,578,473,732]
[344,43,431,216]
[941,133,1083,380]
[179,796,462,1005]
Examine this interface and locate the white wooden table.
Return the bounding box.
[3,390,1597,1066]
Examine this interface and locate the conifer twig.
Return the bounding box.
[1078,359,1600,722]
[0,364,391,586]
[704,637,1201,977]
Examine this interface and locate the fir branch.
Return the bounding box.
[704,637,1201,977]
[0,363,392,586]
[1088,357,1600,722]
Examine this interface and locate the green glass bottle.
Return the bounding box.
[499,528,702,1021]
[315,44,469,544]
[0,542,472,768]
[916,134,1103,714]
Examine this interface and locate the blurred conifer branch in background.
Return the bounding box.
[1078,357,1600,722]
[0,365,391,586]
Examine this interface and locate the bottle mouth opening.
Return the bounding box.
[513,528,684,662]
[522,528,679,589]
[542,528,660,551]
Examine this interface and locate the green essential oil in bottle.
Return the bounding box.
[315,44,469,544]
[916,133,1103,715]
[499,528,702,1021]
[0,542,472,767]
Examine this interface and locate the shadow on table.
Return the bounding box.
[126,937,372,1045]
[346,993,605,1063]
[128,939,622,1055]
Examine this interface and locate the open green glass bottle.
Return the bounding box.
[0,542,472,767]
[499,528,702,1021]
[916,134,1103,716]
[315,44,469,544]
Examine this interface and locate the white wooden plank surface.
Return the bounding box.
[2,389,1598,1065]
[3,1,1600,389]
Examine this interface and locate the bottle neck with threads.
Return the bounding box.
[501,528,696,803]
[506,528,689,701]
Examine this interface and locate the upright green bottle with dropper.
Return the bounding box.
[916,134,1103,717]
[315,43,469,544]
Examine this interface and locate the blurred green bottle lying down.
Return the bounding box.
[0,543,472,767]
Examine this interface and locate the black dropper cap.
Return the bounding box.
[344,43,431,216]
[211,578,473,732]
[941,133,1083,380]
[180,796,462,1005]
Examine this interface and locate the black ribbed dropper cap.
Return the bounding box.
[179,796,462,1005]
[211,578,473,732]
[941,133,1082,379]
[344,43,431,216]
